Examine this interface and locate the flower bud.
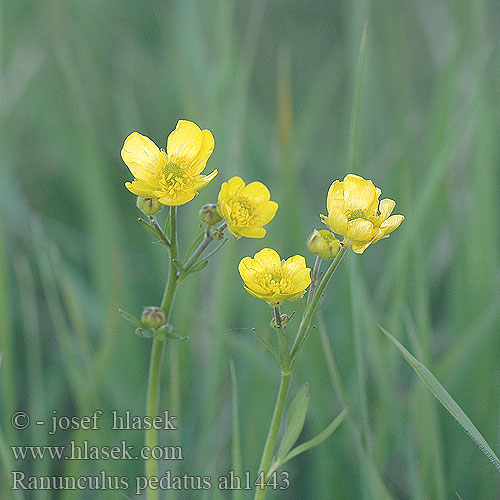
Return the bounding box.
[137,196,163,215]
[199,204,222,226]
[307,229,341,259]
[141,306,166,328]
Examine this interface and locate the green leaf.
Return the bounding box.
[202,238,227,261]
[378,325,500,472]
[118,308,142,328]
[137,218,167,245]
[276,383,310,461]
[135,327,155,339]
[185,231,205,261]
[187,259,209,274]
[173,259,186,282]
[252,328,280,365]
[281,407,348,466]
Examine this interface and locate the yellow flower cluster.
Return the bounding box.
[321,174,404,254]
[121,120,218,206]
[238,249,311,306]
[121,121,404,306]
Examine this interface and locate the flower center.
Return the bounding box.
[257,269,294,294]
[229,197,255,225]
[347,208,366,221]
[160,162,193,196]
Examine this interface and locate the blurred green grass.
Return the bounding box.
[1,0,500,498]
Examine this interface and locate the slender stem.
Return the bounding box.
[254,371,291,500]
[148,215,171,248]
[306,255,322,308]
[273,305,291,372]
[291,246,347,358]
[145,207,178,500]
[144,338,165,499]
[184,230,213,270]
[184,221,227,271]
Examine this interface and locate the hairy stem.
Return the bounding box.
[145,207,178,500]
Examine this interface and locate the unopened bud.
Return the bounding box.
[137,196,163,215]
[199,204,222,226]
[307,229,341,259]
[141,306,166,328]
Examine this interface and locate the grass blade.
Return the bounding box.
[378,325,500,472]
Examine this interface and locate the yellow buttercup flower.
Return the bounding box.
[121,120,218,206]
[238,249,311,306]
[321,173,404,254]
[217,176,278,238]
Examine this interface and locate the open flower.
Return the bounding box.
[238,249,311,305]
[217,176,278,238]
[121,120,217,206]
[321,173,404,254]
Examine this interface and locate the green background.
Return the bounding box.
[1,0,500,498]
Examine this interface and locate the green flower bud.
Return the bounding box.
[307,229,341,259]
[199,204,222,226]
[137,196,163,215]
[141,306,166,328]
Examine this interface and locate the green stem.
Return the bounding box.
[306,255,322,308]
[290,246,347,358]
[145,207,178,500]
[273,305,291,371]
[184,221,227,271]
[254,371,291,500]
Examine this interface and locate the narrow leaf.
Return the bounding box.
[185,231,205,261]
[277,383,310,460]
[282,407,348,465]
[378,324,500,471]
[138,218,167,245]
[202,238,228,261]
[173,259,186,281]
[252,328,280,364]
[118,308,142,328]
[188,259,209,274]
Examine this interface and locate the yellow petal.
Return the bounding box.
[241,181,271,203]
[193,169,218,189]
[166,120,203,164]
[244,285,274,302]
[379,198,396,221]
[346,218,375,241]
[218,176,245,205]
[190,129,215,174]
[234,226,266,238]
[351,239,373,254]
[253,248,281,268]
[326,180,344,213]
[218,201,232,221]
[326,207,349,235]
[253,201,278,225]
[158,190,197,206]
[282,255,307,276]
[125,179,159,198]
[343,174,377,211]
[380,214,404,235]
[290,267,311,289]
[121,132,161,180]
[285,290,307,302]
